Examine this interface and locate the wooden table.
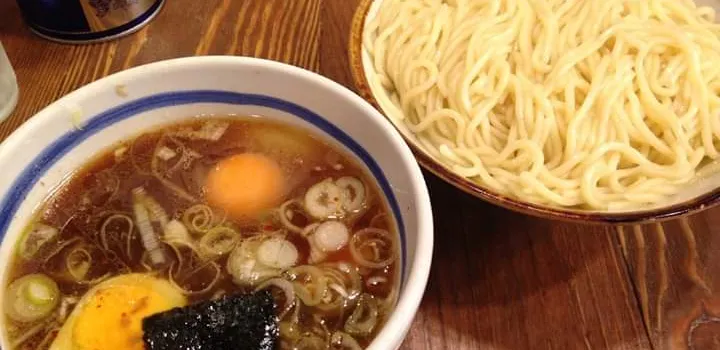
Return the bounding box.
[1,1,719,349]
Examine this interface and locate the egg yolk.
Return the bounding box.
[205,153,285,219]
[72,285,177,350]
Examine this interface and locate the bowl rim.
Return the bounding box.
[348,0,720,224]
[0,56,434,350]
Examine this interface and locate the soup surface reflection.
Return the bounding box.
[4,117,400,350]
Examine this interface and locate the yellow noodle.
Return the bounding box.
[366,0,720,210]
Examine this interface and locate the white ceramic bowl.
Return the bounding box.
[0,56,433,349]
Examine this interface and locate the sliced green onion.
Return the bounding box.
[24,282,53,305]
[349,228,396,269]
[278,200,307,234]
[133,188,167,267]
[182,204,215,233]
[335,177,366,212]
[65,246,91,282]
[227,236,281,286]
[344,293,379,336]
[5,274,60,323]
[199,226,240,259]
[285,266,327,306]
[163,219,192,246]
[138,188,169,227]
[257,238,298,269]
[317,262,362,312]
[304,179,345,219]
[314,221,349,252]
[99,214,134,259]
[19,224,58,260]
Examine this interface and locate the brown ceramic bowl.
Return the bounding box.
[348,0,720,224]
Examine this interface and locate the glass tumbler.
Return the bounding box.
[0,42,18,122]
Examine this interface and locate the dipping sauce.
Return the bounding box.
[5,117,400,350]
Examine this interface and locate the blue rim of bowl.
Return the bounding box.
[0,90,407,283]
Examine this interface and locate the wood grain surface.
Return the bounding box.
[618,208,720,349]
[0,1,718,349]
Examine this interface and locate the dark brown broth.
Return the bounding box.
[6,117,399,349]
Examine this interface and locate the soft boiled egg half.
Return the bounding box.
[49,274,186,350]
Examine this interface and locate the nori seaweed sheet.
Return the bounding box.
[142,290,279,350]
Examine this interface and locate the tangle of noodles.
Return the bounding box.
[363,0,720,210]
